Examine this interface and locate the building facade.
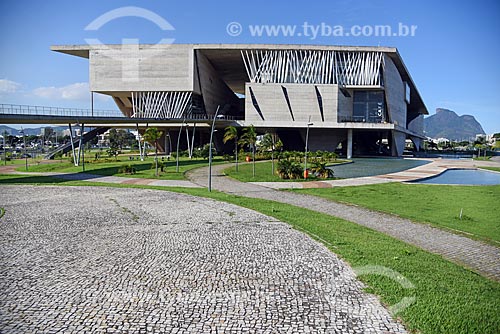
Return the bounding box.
[53,44,427,157]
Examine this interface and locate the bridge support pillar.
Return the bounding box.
[347,129,353,159]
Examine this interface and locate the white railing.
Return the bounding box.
[0,103,243,121]
[0,104,124,118]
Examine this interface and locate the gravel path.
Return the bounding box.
[0,186,405,333]
[187,164,500,281]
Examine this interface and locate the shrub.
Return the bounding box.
[276,160,302,179]
[310,161,334,179]
[118,164,136,174]
[151,161,165,172]
[196,144,214,160]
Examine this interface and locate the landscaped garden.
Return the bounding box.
[0,174,498,334]
[223,150,349,182]
[2,125,499,333]
[15,155,225,180]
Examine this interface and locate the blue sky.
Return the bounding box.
[0,0,499,133]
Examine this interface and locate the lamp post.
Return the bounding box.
[176,118,186,173]
[81,124,85,172]
[2,130,6,166]
[20,128,27,171]
[304,117,313,179]
[208,106,222,192]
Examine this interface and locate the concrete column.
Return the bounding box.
[347,129,353,159]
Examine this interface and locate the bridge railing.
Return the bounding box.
[0,104,124,118]
[0,104,244,121]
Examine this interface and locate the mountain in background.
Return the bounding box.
[424,108,486,141]
[0,125,69,136]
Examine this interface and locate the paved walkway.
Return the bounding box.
[45,172,202,188]
[0,186,406,333]
[186,162,500,281]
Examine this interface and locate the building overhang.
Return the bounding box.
[51,43,428,116]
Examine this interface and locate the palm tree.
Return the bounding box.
[260,133,282,175]
[310,161,334,179]
[223,126,239,172]
[239,125,257,177]
[143,127,163,176]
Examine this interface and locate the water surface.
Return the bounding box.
[413,169,500,185]
[329,158,429,179]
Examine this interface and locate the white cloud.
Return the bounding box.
[0,79,21,93]
[33,82,90,101]
[32,82,113,104]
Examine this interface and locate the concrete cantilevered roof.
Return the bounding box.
[51,43,428,115]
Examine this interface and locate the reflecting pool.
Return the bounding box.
[412,169,500,185]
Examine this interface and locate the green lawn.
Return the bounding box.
[294,183,500,244]
[0,173,498,333]
[224,160,348,182]
[16,156,224,180]
[1,157,44,165]
[480,166,500,173]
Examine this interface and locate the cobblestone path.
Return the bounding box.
[0,186,406,333]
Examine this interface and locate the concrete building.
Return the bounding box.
[52,44,427,157]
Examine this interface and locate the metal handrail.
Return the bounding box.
[0,103,123,118]
[0,103,244,121]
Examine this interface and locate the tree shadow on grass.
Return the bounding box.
[0,174,72,185]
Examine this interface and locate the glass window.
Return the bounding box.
[352,91,386,123]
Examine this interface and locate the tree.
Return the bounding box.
[107,144,119,161]
[42,127,54,145]
[106,129,121,160]
[260,133,281,175]
[107,129,135,150]
[223,126,239,172]
[143,127,163,176]
[239,125,257,177]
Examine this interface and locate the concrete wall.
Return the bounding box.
[90,45,194,92]
[407,114,423,134]
[302,128,345,151]
[391,130,406,156]
[383,55,406,128]
[194,50,240,117]
[244,83,340,124]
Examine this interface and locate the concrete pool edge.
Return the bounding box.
[250,158,500,189]
[409,167,500,186]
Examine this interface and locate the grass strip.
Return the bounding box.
[479,166,500,173]
[294,183,500,245]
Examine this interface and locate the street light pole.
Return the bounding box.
[176,117,186,173]
[304,116,313,179]
[20,128,27,171]
[81,124,85,172]
[3,131,6,166]
[208,106,221,192]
